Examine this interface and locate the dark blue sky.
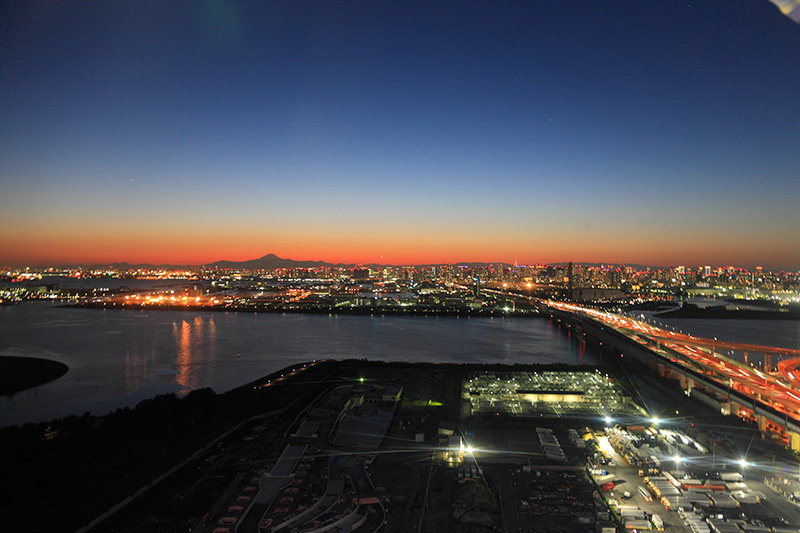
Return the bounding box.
[2,1,799,268]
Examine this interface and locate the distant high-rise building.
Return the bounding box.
[352,268,370,280]
[568,262,574,298]
[610,268,622,288]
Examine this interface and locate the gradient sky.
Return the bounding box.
[2,1,799,269]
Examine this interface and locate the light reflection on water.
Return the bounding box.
[19,301,800,426]
[175,320,191,393]
[170,316,218,394]
[3,302,796,428]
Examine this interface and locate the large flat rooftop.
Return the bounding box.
[464,369,639,418]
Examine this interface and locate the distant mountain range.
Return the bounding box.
[30,254,335,271]
[207,254,502,270]
[27,254,658,271]
[209,253,352,270]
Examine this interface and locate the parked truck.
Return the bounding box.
[651,514,664,531]
[596,473,616,485]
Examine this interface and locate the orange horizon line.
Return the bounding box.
[1,256,786,272]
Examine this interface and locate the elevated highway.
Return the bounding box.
[541,300,800,450]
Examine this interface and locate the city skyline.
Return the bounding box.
[2,1,800,270]
[3,251,797,276]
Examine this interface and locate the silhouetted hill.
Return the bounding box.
[209,253,353,270]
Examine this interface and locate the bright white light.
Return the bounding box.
[673,455,682,464]
[466,445,475,454]
[651,417,660,426]
[738,458,748,468]
[604,416,612,425]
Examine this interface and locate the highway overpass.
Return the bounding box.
[542,301,800,451]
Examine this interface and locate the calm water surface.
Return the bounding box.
[1,302,595,426]
[5,303,797,427]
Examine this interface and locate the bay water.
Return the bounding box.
[3,302,798,427]
[1,302,594,426]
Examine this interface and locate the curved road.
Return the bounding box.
[545,301,800,422]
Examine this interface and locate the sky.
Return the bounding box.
[2,1,799,270]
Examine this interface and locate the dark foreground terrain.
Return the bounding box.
[3,356,799,533]
[1,359,608,533]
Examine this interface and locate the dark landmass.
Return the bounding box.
[4,355,795,533]
[0,360,336,533]
[655,303,800,320]
[0,356,68,395]
[624,301,678,312]
[0,359,610,533]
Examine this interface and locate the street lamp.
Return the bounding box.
[738,457,749,480]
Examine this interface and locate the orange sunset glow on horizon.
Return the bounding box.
[2,2,799,272]
[2,221,796,270]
